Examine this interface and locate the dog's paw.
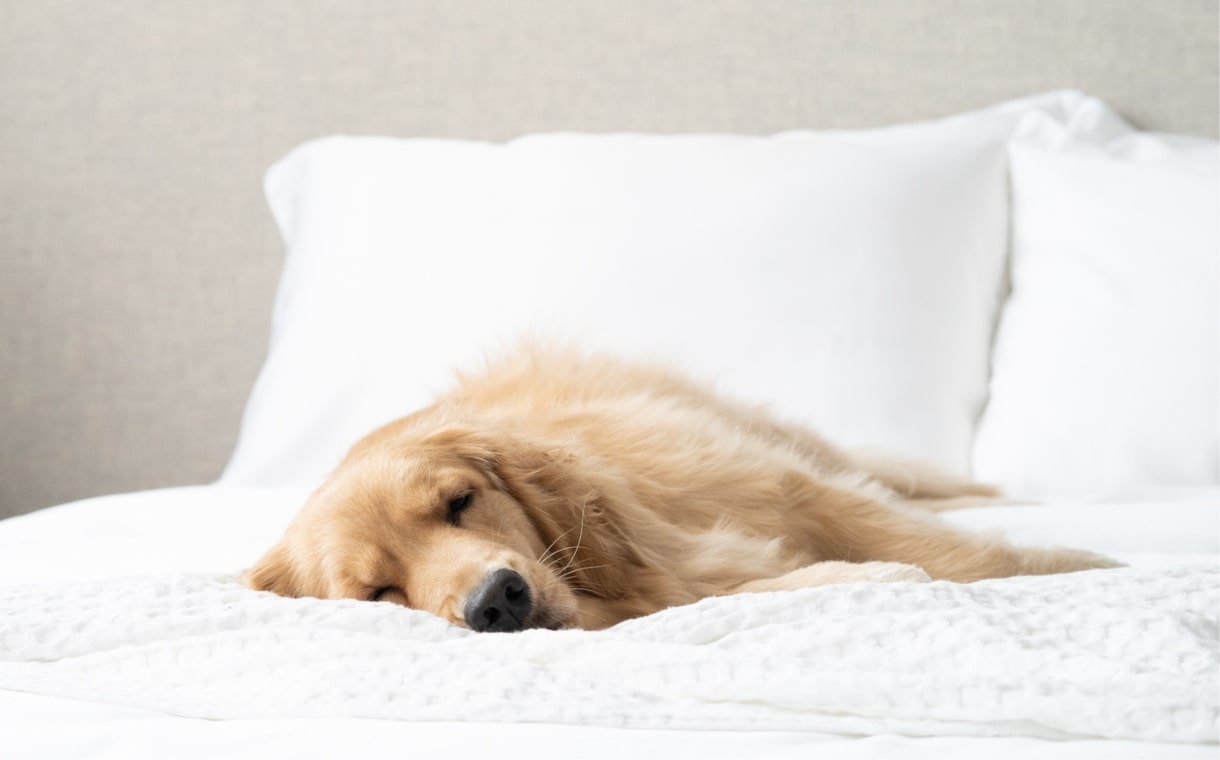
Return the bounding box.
[858,561,932,583]
[731,561,930,593]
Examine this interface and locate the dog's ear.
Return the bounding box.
[463,429,658,598]
[441,427,584,509]
[242,542,307,597]
[423,427,513,489]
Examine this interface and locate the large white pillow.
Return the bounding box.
[221,92,1088,488]
[972,101,1219,499]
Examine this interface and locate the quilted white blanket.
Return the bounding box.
[1,567,1216,743]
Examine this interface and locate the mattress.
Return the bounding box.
[0,485,1216,759]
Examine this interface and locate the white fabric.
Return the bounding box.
[0,486,1216,758]
[2,485,1220,746]
[973,99,1220,499]
[5,696,1216,760]
[220,91,1090,488]
[0,567,1215,742]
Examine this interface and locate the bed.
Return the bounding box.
[2,3,1217,759]
[1,488,1216,758]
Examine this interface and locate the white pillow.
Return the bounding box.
[221,91,1088,488]
[973,101,1220,499]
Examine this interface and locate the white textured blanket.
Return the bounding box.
[1,567,1216,743]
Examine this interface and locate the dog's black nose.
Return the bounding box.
[463,569,532,632]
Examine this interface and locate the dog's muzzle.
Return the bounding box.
[463,568,532,632]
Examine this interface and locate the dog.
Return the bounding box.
[243,345,1118,631]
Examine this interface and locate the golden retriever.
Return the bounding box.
[244,346,1118,631]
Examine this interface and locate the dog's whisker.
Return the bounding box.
[557,562,609,580]
[540,546,582,574]
[563,561,609,573]
[540,546,577,568]
[537,525,581,565]
[558,498,589,578]
[537,529,571,563]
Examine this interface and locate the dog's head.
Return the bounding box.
[242,424,629,631]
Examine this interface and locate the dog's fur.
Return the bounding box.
[244,346,1118,630]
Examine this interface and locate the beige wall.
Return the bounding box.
[2,0,1216,517]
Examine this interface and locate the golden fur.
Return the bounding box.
[244,346,1118,631]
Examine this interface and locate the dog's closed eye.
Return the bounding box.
[371,586,408,604]
[447,493,473,525]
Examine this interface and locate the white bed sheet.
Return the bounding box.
[0,485,1215,760]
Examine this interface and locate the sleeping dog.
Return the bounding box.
[244,346,1117,631]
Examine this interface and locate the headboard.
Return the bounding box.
[2,0,1216,517]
